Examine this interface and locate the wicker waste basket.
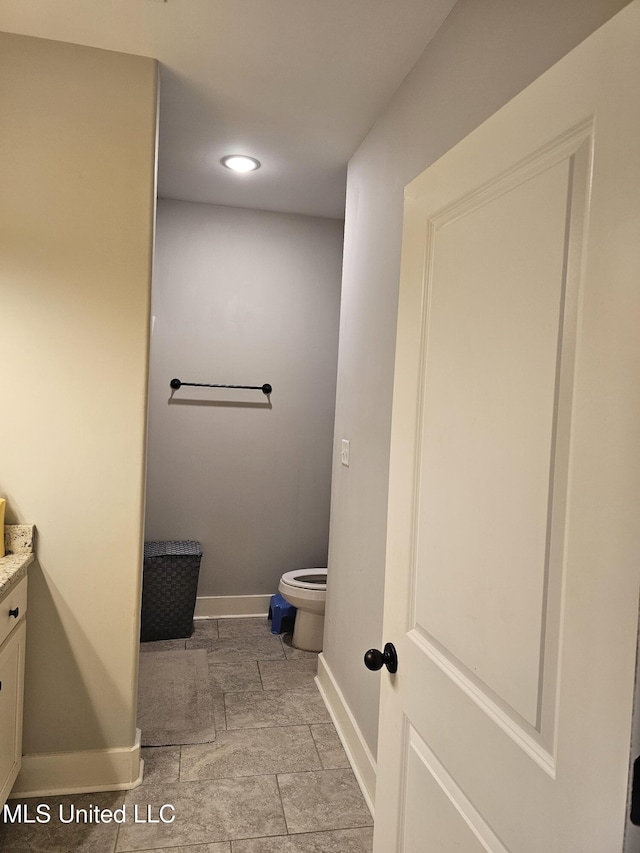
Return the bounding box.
[140,540,202,641]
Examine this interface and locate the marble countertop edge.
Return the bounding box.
[0,553,33,599]
[1,524,35,599]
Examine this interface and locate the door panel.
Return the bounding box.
[403,725,510,853]
[375,5,640,852]
[415,141,586,732]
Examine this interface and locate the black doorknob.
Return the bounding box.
[364,642,398,674]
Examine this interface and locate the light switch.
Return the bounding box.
[341,439,350,467]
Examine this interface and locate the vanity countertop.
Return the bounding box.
[0,525,35,598]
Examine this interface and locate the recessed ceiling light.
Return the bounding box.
[221,155,261,173]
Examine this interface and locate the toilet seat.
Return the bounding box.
[280,568,327,591]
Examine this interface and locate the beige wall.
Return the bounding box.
[146,200,343,599]
[0,32,156,778]
[324,0,629,771]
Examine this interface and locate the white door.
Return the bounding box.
[374,4,640,851]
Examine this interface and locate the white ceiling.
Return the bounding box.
[0,0,456,219]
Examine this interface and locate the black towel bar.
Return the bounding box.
[170,378,272,395]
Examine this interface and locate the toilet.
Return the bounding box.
[278,568,327,652]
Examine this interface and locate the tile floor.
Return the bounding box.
[0,617,374,852]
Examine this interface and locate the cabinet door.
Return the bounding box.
[0,620,26,805]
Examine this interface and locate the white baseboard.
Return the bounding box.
[194,594,271,619]
[10,729,143,798]
[315,653,377,816]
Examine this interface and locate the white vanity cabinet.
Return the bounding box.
[0,524,33,809]
[0,575,27,806]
